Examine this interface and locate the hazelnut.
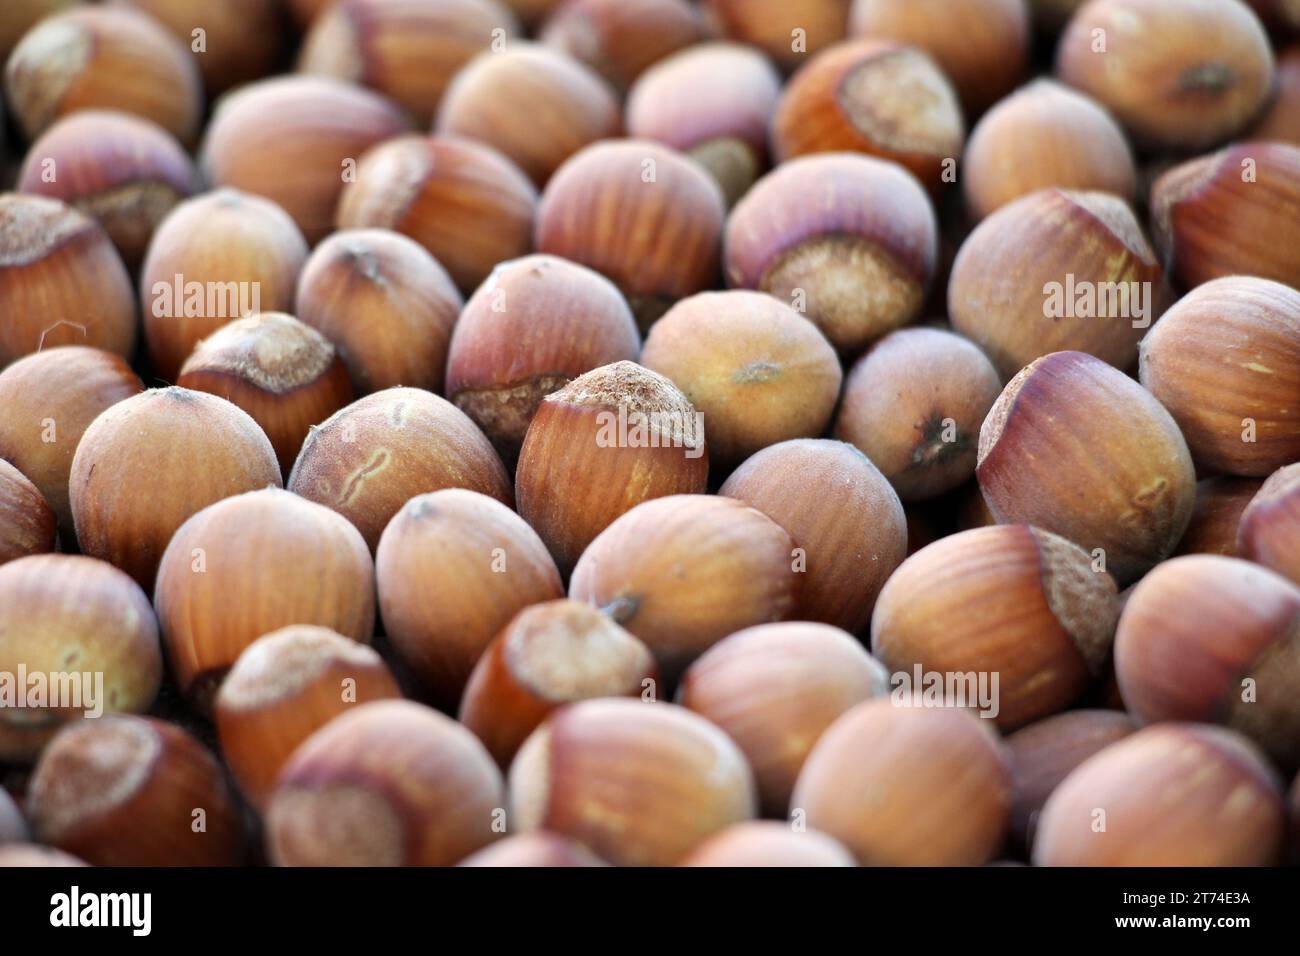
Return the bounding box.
[1238,464,1300,585]
[834,327,1002,502]
[0,194,136,367]
[1033,723,1286,866]
[1114,554,1300,768]
[1005,709,1138,855]
[515,361,708,575]
[724,153,938,353]
[791,700,1012,866]
[0,844,87,867]
[140,189,310,381]
[445,254,640,464]
[1150,142,1300,290]
[0,554,162,762]
[770,39,965,194]
[214,624,401,809]
[962,79,1138,222]
[108,0,288,94]
[0,786,27,844]
[436,42,622,188]
[457,832,606,867]
[569,495,799,677]
[0,1,78,66]
[539,0,706,92]
[1138,276,1300,476]
[509,698,757,866]
[0,460,55,565]
[977,351,1196,584]
[28,715,245,867]
[299,0,519,127]
[177,312,355,476]
[719,439,908,635]
[640,291,842,469]
[4,6,203,144]
[849,0,1031,115]
[1056,0,1274,151]
[1247,0,1300,32]
[625,42,782,206]
[872,525,1120,730]
[69,387,282,588]
[337,134,538,294]
[679,822,856,867]
[0,346,142,535]
[295,229,464,397]
[1175,476,1265,557]
[288,387,512,551]
[704,0,850,71]
[677,622,889,816]
[17,111,200,271]
[266,699,504,866]
[154,488,376,706]
[459,599,657,766]
[1250,45,1300,144]
[375,489,563,708]
[535,140,725,329]
[200,75,410,244]
[948,189,1166,379]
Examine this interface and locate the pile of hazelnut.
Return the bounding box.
[0,0,1298,870]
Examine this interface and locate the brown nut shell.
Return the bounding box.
[17,110,200,271]
[705,0,850,70]
[678,622,888,816]
[298,0,520,126]
[679,822,856,867]
[141,189,310,382]
[1250,45,1300,144]
[872,525,1120,730]
[376,489,563,708]
[720,439,908,635]
[0,554,162,762]
[1113,554,1300,768]
[1056,0,1274,151]
[724,153,937,353]
[337,134,538,294]
[178,312,355,477]
[288,387,512,551]
[508,698,756,866]
[295,229,464,397]
[949,188,1166,379]
[200,75,410,244]
[835,327,1002,502]
[1150,142,1300,289]
[1032,723,1285,866]
[214,625,401,809]
[0,461,55,565]
[1138,276,1300,476]
[154,488,376,706]
[568,494,799,677]
[266,699,505,866]
[459,599,657,767]
[436,42,621,187]
[515,361,708,575]
[771,39,965,193]
[963,79,1137,222]
[539,0,706,92]
[535,140,725,329]
[0,194,136,367]
[977,350,1196,584]
[4,6,203,144]
[28,715,245,866]
[1238,464,1300,585]
[640,291,842,469]
[1176,476,1265,557]
[445,254,639,464]
[791,700,1012,866]
[849,0,1030,115]
[457,831,606,867]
